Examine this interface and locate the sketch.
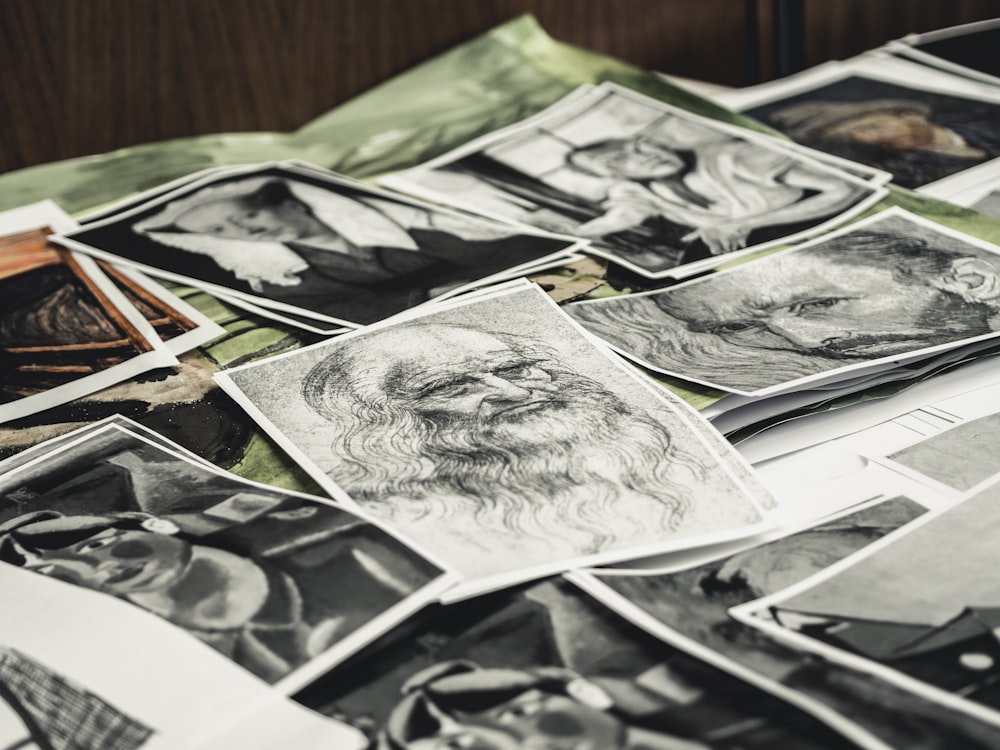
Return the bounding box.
[583,498,1000,750]
[0,646,153,750]
[0,424,446,687]
[216,284,768,590]
[302,577,857,750]
[567,209,1000,395]
[731,66,1000,190]
[56,163,578,327]
[733,477,1000,726]
[883,411,1000,493]
[385,82,881,278]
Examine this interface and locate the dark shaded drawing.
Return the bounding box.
[0,426,443,684]
[744,77,1000,189]
[64,165,572,325]
[298,578,858,750]
[594,498,1000,749]
[740,479,1000,719]
[395,84,876,276]
[887,411,1000,492]
[284,295,764,578]
[0,228,154,404]
[0,647,153,750]
[568,210,1000,393]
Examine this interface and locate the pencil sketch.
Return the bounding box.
[0,425,445,685]
[742,75,1000,190]
[567,209,1000,394]
[885,411,1000,494]
[0,646,153,750]
[218,286,767,585]
[58,163,576,326]
[308,578,855,750]
[733,477,1000,725]
[386,82,879,277]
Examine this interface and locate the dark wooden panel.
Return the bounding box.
[0,0,996,174]
[0,0,756,174]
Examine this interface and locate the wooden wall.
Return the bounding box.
[1,0,997,174]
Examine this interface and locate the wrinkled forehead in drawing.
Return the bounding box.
[302,323,571,422]
[655,230,1000,325]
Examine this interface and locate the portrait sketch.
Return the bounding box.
[0,646,154,750]
[725,60,1000,190]
[0,424,446,689]
[385,81,882,278]
[566,209,1000,395]
[216,284,770,591]
[0,209,177,425]
[56,162,579,327]
[302,577,857,750]
[733,477,1000,727]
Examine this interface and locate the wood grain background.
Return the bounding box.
[1,0,996,174]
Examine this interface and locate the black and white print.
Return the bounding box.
[215,283,771,595]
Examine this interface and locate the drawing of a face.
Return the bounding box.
[658,252,993,359]
[24,527,192,595]
[173,194,327,243]
[571,138,685,180]
[358,325,616,448]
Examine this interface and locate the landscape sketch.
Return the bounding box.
[720,58,1000,191]
[54,161,581,328]
[733,477,1000,728]
[566,208,1000,395]
[298,576,861,750]
[384,81,883,278]
[0,423,449,691]
[0,204,177,425]
[215,284,771,594]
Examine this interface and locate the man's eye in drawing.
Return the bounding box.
[793,297,844,313]
[712,320,763,335]
[421,378,473,397]
[493,363,535,380]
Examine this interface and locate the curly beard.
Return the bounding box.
[329,369,707,555]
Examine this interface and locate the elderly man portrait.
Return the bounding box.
[567,210,1000,394]
[227,288,770,583]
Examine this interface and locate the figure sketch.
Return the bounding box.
[391,83,877,276]
[745,77,1000,189]
[567,210,1000,393]
[735,478,1000,718]
[65,165,572,326]
[219,287,767,582]
[307,579,857,750]
[0,426,443,684]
